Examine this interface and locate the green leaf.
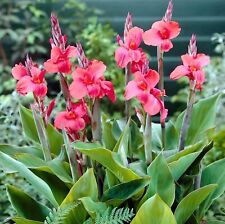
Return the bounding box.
[113,118,130,166]
[15,153,72,183]
[168,151,200,181]
[19,105,63,155]
[12,217,43,224]
[74,145,140,182]
[175,93,221,145]
[152,121,179,150]
[102,114,116,150]
[131,194,177,224]
[61,168,98,206]
[0,151,58,207]
[199,158,225,218]
[207,221,225,224]
[174,184,217,224]
[6,185,50,221]
[0,144,42,158]
[141,153,175,207]
[79,197,107,218]
[103,177,150,205]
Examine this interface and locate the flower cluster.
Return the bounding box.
[114,2,181,122]
[11,13,116,140]
[170,34,210,90]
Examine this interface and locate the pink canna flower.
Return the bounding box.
[69,60,116,102]
[44,45,77,74]
[115,26,144,68]
[44,13,77,74]
[130,50,149,74]
[124,70,167,122]
[170,34,210,90]
[54,100,89,136]
[143,1,181,52]
[12,61,47,98]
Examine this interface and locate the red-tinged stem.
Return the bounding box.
[125,63,132,121]
[144,114,152,165]
[178,82,196,151]
[59,73,71,104]
[91,98,102,142]
[157,47,166,149]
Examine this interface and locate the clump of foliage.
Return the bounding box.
[0,2,224,224]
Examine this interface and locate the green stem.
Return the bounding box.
[92,98,102,142]
[178,83,196,151]
[157,47,166,149]
[144,114,152,165]
[31,106,51,161]
[63,131,78,182]
[125,63,131,121]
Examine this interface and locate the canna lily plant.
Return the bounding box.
[0,1,224,224]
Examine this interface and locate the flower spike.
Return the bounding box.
[76,42,89,69]
[124,12,133,39]
[188,34,197,57]
[163,0,173,22]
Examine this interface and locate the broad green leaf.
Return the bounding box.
[12,217,43,224]
[175,93,221,145]
[207,221,225,224]
[74,145,140,182]
[113,118,130,166]
[141,153,175,207]
[105,169,119,189]
[129,161,147,176]
[19,104,39,142]
[167,141,204,163]
[152,121,179,150]
[0,144,42,158]
[174,184,217,224]
[199,158,225,218]
[32,169,69,205]
[102,114,116,150]
[72,141,101,149]
[112,118,126,140]
[131,194,177,224]
[79,197,107,218]
[61,169,98,206]
[19,105,63,155]
[6,185,50,221]
[168,151,201,181]
[0,151,58,207]
[103,177,150,205]
[15,153,72,183]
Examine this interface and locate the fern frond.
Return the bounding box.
[95,207,135,224]
[44,202,79,224]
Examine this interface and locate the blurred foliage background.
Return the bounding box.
[0,0,225,223]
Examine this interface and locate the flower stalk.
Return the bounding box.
[63,131,78,182]
[92,98,102,142]
[178,81,196,151]
[157,47,166,149]
[125,63,131,120]
[144,114,152,164]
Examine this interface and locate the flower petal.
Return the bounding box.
[65,45,77,58]
[124,80,142,100]
[161,39,173,52]
[195,54,210,67]
[143,28,163,46]
[16,76,34,95]
[145,69,160,89]
[126,26,143,49]
[12,63,28,80]
[44,59,59,73]
[69,78,87,99]
[115,47,130,68]
[170,65,189,80]
[138,93,161,116]
[89,60,106,79]
[33,83,48,98]
[100,80,116,102]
